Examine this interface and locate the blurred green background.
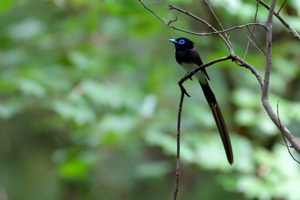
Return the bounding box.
[1,0,300,199]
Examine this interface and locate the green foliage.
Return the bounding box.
[1,0,300,200]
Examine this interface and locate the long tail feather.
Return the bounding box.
[199,81,234,164]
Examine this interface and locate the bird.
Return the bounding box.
[169,37,234,164]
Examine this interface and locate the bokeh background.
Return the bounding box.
[1,0,300,199]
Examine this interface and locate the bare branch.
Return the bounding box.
[244,27,266,55]
[277,0,287,15]
[233,55,264,89]
[277,101,300,164]
[138,0,166,24]
[179,53,264,92]
[262,0,274,99]
[179,55,232,82]
[168,4,234,55]
[258,0,300,40]
[204,0,232,48]
[205,23,266,36]
[173,85,185,200]
[244,1,260,59]
[138,0,266,39]
[168,23,266,37]
[260,0,300,154]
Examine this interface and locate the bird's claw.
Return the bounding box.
[183,72,193,81]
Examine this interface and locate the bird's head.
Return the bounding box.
[169,37,194,50]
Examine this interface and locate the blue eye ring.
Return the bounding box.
[178,39,185,44]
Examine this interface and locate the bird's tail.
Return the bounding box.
[199,81,234,164]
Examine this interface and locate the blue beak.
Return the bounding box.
[169,39,178,44]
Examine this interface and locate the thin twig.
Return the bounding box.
[204,0,232,48]
[257,0,300,40]
[276,101,300,164]
[168,4,234,55]
[277,0,287,15]
[212,23,266,34]
[138,0,166,24]
[165,23,266,37]
[139,0,266,38]
[244,26,266,55]
[244,1,260,59]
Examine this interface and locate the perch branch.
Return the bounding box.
[173,87,185,200]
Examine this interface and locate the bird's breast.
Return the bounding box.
[180,62,207,84]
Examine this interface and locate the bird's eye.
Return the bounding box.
[178,39,185,44]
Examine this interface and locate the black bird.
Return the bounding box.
[169,37,233,164]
